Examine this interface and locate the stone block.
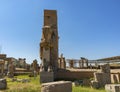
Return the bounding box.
[105,84,120,92]
[40,72,54,83]
[91,80,99,89]
[94,72,111,87]
[0,79,7,90]
[101,64,110,73]
[41,81,72,92]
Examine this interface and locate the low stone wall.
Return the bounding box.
[55,71,94,81]
[41,81,72,92]
[105,84,120,92]
[91,64,111,89]
[111,73,120,83]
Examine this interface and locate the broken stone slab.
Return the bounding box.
[0,79,7,90]
[41,81,72,92]
[105,84,120,92]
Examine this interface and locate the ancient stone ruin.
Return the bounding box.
[91,64,111,89]
[79,57,88,68]
[0,61,4,78]
[41,81,72,92]
[7,61,15,78]
[40,10,59,83]
[38,9,120,92]
[58,54,66,69]
[105,84,120,92]
[0,79,7,90]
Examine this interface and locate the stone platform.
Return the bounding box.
[40,72,54,83]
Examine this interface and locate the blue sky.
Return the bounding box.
[0,0,120,64]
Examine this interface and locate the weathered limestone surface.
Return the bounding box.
[41,81,72,92]
[7,62,15,78]
[0,79,7,90]
[40,10,59,83]
[40,10,59,72]
[91,64,111,88]
[111,73,120,83]
[40,72,54,83]
[105,84,120,92]
[79,57,88,68]
[69,60,74,68]
[0,61,4,77]
[58,54,66,69]
[31,59,37,71]
[101,64,110,73]
[94,72,111,87]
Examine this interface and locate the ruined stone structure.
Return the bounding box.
[40,10,59,83]
[29,59,39,77]
[69,60,74,68]
[79,57,88,68]
[41,81,72,92]
[0,54,6,77]
[0,61,4,78]
[17,58,26,69]
[58,54,66,69]
[32,59,38,72]
[40,10,59,72]
[111,73,120,83]
[7,61,15,78]
[105,84,120,92]
[91,64,111,89]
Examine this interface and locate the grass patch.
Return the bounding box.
[4,75,40,92]
[1,75,106,92]
[73,86,106,92]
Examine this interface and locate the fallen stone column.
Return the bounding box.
[41,81,72,92]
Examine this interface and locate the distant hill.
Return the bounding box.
[97,56,120,61]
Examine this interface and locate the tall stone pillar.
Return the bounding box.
[58,58,62,68]
[79,60,82,68]
[58,54,66,69]
[0,61,4,78]
[7,62,15,78]
[40,10,59,83]
[33,59,38,72]
[69,60,74,68]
